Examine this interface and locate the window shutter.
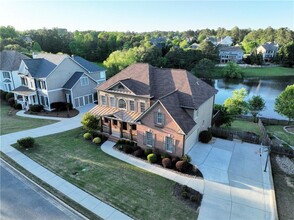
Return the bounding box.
[173,139,176,153]
[143,132,146,145]
[162,113,165,126]
[152,134,156,147]
[163,136,166,149]
[153,112,157,124]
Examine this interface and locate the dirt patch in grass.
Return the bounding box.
[271,154,294,220]
[25,109,79,118]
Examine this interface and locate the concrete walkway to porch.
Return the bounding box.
[1,104,132,220]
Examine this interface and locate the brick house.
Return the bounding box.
[89,63,217,157]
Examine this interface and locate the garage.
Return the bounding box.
[74,94,94,108]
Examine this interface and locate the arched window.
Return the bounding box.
[118,99,126,109]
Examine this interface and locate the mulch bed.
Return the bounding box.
[25,109,79,118]
[173,183,203,210]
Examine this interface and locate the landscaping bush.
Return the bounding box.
[147,153,157,163]
[181,191,189,199]
[7,97,15,107]
[5,92,14,101]
[124,145,134,154]
[161,153,170,159]
[29,104,44,112]
[171,156,180,166]
[190,193,202,204]
[182,154,191,163]
[0,90,8,100]
[14,103,22,110]
[176,160,189,172]
[133,149,144,158]
[17,137,35,148]
[199,130,212,143]
[50,102,67,111]
[83,132,92,140]
[92,137,101,145]
[162,157,172,168]
[144,148,153,156]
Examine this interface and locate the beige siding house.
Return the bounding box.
[89,63,217,157]
[12,53,106,110]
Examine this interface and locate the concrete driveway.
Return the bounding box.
[188,138,277,220]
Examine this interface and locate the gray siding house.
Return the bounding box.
[219,46,244,63]
[0,50,30,92]
[12,53,106,110]
[256,42,279,62]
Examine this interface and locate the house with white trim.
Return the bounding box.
[12,53,106,110]
[88,63,217,157]
[0,50,30,92]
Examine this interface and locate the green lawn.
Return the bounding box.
[13,128,199,219]
[266,125,294,146]
[199,66,294,79]
[222,119,261,135]
[241,67,294,77]
[0,103,57,135]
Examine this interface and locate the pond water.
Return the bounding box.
[203,76,294,120]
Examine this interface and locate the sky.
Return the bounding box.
[1,1,293,32]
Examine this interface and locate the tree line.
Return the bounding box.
[1,25,293,77]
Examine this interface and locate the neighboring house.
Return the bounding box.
[149,37,167,48]
[0,50,30,92]
[189,43,200,50]
[256,42,279,62]
[219,46,244,63]
[12,53,106,110]
[205,36,233,46]
[89,63,217,157]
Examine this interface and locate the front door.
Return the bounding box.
[111,119,120,137]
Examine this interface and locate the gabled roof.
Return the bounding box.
[0,50,30,71]
[63,71,84,89]
[12,86,36,95]
[34,53,69,65]
[23,58,56,78]
[260,42,279,51]
[98,63,217,110]
[219,46,243,53]
[71,55,105,72]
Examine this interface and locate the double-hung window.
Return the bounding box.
[165,136,174,153]
[2,72,10,79]
[129,100,135,111]
[110,97,115,107]
[81,77,89,86]
[101,96,106,105]
[146,131,153,147]
[140,102,145,112]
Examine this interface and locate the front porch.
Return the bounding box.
[89,105,142,142]
[12,86,37,110]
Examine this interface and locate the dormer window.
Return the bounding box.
[118,99,126,109]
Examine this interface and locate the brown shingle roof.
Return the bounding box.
[98,63,217,134]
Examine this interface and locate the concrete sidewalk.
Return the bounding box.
[0,104,132,220]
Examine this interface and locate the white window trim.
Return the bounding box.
[81,77,89,86]
[118,98,127,110]
[101,95,106,106]
[146,131,153,147]
[109,96,116,107]
[129,100,135,112]
[165,136,174,153]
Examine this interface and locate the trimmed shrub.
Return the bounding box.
[7,97,15,107]
[162,157,172,168]
[5,92,14,101]
[0,90,8,100]
[171,156,180,166]
[161,153,170,159]
[147,153,157,163]
[14,103,22,110]
[144,148,153,156]
[92,137,101,145]
[124,145,134,154]
[17,137,35,148]
[29,104,44,112]
[176,160,189,172]
[133,149,144,158]
[181,191,188,199]
[182,154,191,163]
[83,132,92,140]
[190,193,202,203]
[199,130,212,143]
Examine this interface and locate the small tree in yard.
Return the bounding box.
[275,84,294,123]
[81,113,100,132]
[224,88,248,116]
[222,62,243,79]
[214,104,233,127]
[248,95,266,122]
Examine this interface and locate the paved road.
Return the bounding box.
[0,160,85,220]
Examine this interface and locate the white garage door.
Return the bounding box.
[74,94,94,108]
[184,127,199,154]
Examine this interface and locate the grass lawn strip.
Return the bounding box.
[13,128,198,220]
[0,152,102,220]
[0,103,57,135]
[222,119,261,136]
[266,125,294,146]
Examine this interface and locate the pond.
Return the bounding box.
[203,76,294,120]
